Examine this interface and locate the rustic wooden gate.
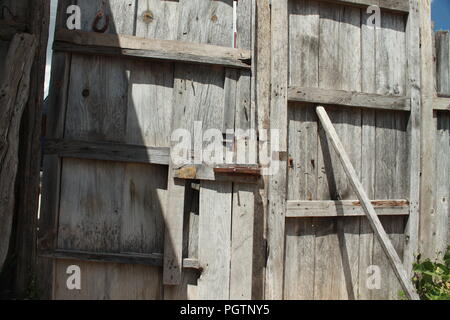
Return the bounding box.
[39,0,256,300]
[265,0,421,299]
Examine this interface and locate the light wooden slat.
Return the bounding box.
[287,200,410,217]
[54,29,251,69]
[44,139,170,165]
[288,86,410,111]
[40,249,201,269]
[314,0,409,13]
[253,0,271,300]
[432,97,450,111]
[198,181,233,299]
[229,0,256,300]
[266,0,288,300]
[316,106,419,300]
[419,0,437,259]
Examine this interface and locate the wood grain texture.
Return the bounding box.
[287,200,410,217]
[44,139,170,165]
[288,87,410,111]
[316,106,419,300]
[54,30,251,69]
[198,181,233,299]
[436,32,449,95]
[0,33,37,270]
[266,0,288,300]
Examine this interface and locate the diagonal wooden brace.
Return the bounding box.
[316,106,420,300]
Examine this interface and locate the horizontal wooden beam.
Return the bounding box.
[288,86,411,111]
[433,96,450,111]
[316,0,409,13]
[286,200,410,218]
[54,30,251,69]
[173,164,260,184]
[44,139,170,165]
[39,249,201,270]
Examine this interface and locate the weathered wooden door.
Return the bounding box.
[39,0,255,300]
[266,0,421,300]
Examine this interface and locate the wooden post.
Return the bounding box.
[316,106,420,301]
[0,33,37,271]
[419,0,438,259]
[265,0,288,300]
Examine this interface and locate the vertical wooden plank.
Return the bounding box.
[376,11,406,96]
[254,0,271,299]
[403,0,421,281]
[285,104,317,300]
[266,0,288,300]
[39,0,73,298]
[230,183,255,299]
[358,8,377,299]
[229,0,255,300]
[419,0,437,260]
[372,110,407,299]
[436,32,450,95]
[135,0,179,40]
[288,0,320,88]
[125,60,173,148]
[198,181,233,300]
[434,113,450,256]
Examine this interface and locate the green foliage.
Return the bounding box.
[412,246,450,300]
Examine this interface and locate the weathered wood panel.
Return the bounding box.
[284,0,411,299]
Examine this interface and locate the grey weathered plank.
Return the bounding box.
[135,0,179,40]
[419,0,438,260]
[436,31,449,95]
[432,97,450,111]
[402,0,421,286]
[376,11,407,96]
[230,0,256,300]
[288,0,319,87]
[253,0,271,299]
[316,106,419,300]
[54,30,251,69]
[288,87,411,111]
[0,33,36,270]
[266,0,288,300]
[285,105,317,300]
[44,139,170,165]
[286,200,410,217]
[433,113,450,257]
[230,183,255,299]
[198,181,233,299]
